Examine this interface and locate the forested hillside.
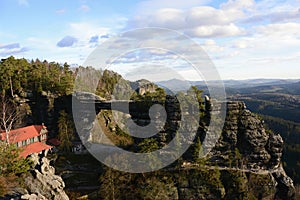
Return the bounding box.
[0,56,297,199]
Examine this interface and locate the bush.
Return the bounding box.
[0,142,33,176]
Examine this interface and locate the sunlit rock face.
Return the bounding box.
[23,152,69,200]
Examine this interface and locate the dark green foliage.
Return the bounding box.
[0,142,33,176]
[261,115,300,183]
[190,85,203,103]
[115,125,129,138]
[57,110,75,152]
[248,173,275,199]
[137,138,162,170]
[96,69,122,99]
[221,171,249,200]
[0,56,74,96]
[99,169,177,200]
[193,137,203,163]
[131,87,167,102]
[138,138,159,153]
[98,167,133,200]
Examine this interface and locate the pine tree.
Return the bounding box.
[57,110,74,152]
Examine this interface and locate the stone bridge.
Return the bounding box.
[71,92,296,199]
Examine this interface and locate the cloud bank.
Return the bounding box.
[57,36,78,48]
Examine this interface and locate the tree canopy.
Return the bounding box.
[0,56,74,96]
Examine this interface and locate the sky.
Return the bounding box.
[0,0,300,80]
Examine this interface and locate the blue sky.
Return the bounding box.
[0,0,300,80]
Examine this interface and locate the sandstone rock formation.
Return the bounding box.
[130,79,158,95]
[74,93,295,199]
[207,100,295,199]
[22,152,69,200]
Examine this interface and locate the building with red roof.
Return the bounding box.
[0,125,52,158]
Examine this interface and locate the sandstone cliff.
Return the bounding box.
[206,100,295,199]
[21,152,69,200]
[74,93,295,199]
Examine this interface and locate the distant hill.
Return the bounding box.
[156,78,300,93]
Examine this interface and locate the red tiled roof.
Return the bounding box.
[20,142,52,158]
[0,125,46,143]
[48,138,61,146]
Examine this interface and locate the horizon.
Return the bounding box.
[1,0,300,80]
[2,55,300,81]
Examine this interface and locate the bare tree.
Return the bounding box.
[0,95,23,144]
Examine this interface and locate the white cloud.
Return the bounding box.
[25,36,91,64]
[96,0,299,79]
[136,0,209,14]
[56,9,66,15]
[186,7,231,26]
[202,40,225,53]
[255,22,300,38]
[15,0,298,79]
[0,43,29,57]
[232,40,250,49]
[79,5,90,12]
[149,8,185,29]
[68,22,109,41]
[21,22,110,64]
[128,5,247,38]
[220,0,255,10]
[249,53,300,64]
[242,7,300,25]
[187,23,245,38]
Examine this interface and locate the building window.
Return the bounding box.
[22,140,26,146]
[30,138,34,144]
[41,134,46,141]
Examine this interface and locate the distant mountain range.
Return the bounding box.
[156,78,300,94]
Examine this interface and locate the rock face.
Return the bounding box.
[273,166,296,200]
[23,153,69,200]
[74,93,295,199]
[21,193,47,200]
[207,100,295,199]
[130,79,158,95]
[208,101,277,168]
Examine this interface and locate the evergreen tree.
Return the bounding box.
[0,142,33,175]
[193,137,203,163]
[57,110,75,152]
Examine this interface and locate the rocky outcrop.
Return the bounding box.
[207,100,295,199]
[21,193,47,200]
[74,93,295,199]
[22,153,69,200]
[130,79,158,95]
[273,166,296,200]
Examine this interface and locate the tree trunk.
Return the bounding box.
[9,76,14,97]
